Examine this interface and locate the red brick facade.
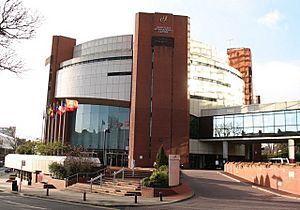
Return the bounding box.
[45,36,76,143]
[129,13,189,168]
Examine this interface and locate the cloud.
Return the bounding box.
[257,10,285,29]
[253,61,300,103]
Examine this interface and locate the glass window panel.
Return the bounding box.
[253,114,263,127]
[244,127,253,134]
[214,116,224,129]
[286,125,297,132]
[264,126,274,133]
[233,127,243,136]
[275,126,285,133]
[297,111,300,125]
[253,127,263,134]
[214,128,224,137]
[225,116,234,128]
[234,115,243,128]
[244,114,253,128]
[274,112,285,126]
[263,113,274,127]
[285,110,296,125]
[70,104,129,151]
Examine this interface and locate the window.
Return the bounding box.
[263,113,274,127]
[244,114,253,128]
[274,112,285,126]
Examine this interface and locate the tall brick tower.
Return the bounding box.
[129,12,190,168]
[227,48,253,105]
[45,36,76,143]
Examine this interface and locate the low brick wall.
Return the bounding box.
[142,186,176,197]
[224,162,300,195]
[42,175,66,189]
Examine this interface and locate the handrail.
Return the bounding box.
[65,167,106,187]
[113,167,125,182]
[89,173,103,192]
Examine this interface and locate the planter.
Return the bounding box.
[142,185,179,197]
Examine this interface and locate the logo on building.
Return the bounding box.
[159,16,168,23]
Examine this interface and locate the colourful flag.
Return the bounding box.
[48,105,54,118]
[57,105,66,115]
[66,99,79,111]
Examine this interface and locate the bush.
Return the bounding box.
[155,144,168,168]
[142,165,168,188]
[48,162,66,179]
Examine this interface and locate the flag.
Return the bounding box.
[57,105,66,115]
[48,105,54,118]
[66,99,79,111]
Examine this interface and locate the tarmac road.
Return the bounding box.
[0,192,116,210]
[124,170,300,210]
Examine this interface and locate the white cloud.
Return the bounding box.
[257,10,285,29]
[253,61,300,103]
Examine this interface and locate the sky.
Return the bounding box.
[0,0,299,139]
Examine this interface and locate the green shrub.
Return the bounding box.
[142,165,169,188]
[48,162,66,179]
[155,144,168,168]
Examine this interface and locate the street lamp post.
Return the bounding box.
[103,128,110,166]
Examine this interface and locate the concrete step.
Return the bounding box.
[67,182,142,197]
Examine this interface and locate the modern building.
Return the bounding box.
[46,12,292,169]
[45,34,132,166]
[190,101,300,168]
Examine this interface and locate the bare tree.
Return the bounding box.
[0,0,40,73]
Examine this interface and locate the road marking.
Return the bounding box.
[3,200,47,209]
[251,185,300,200]
[217,172,247,185]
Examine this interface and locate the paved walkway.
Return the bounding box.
[0,175,194,207]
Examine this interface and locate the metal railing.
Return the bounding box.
[65,167,106,187]
[113,167,125,182]
[89,173,103,192]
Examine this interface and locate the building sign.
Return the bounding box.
[154,26,173,34]
[153,14,174,35]
[159,15,168,23]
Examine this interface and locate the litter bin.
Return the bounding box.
[12,180,18,191]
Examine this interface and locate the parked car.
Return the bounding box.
[268,157,289,164]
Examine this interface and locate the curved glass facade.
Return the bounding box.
[69,104,130,150]
[55,35,132,101]
[189,40,244,116]
[213,109,300,137]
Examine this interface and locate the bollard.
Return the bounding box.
[159,192,163,201]
[134,194,138,203]
[46,187,49,196]
[83,191,86,201]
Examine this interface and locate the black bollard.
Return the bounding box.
[46,187,49,196]
[134,194,138,203]
[159,192,163,201]
[83,192,86,201]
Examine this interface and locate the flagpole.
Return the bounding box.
[62,104,66,145]
[47,113,50,143]
[50,113,54,143]
[41,111,45,143]
[58,100,62,143]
